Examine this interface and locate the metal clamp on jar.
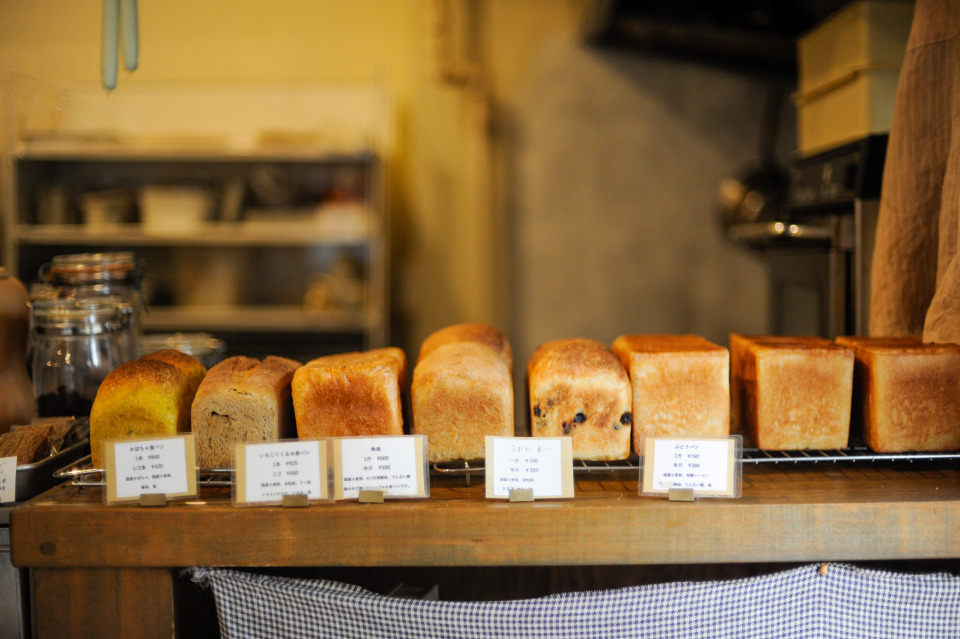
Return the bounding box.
[30,297,135,418]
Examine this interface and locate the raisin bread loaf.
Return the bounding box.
[527,337,632,460]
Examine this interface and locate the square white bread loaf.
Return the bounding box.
[612,334,729,454]
[191,355,301,468]
[836,336,960,452]
[412,341,513,463]
[730,334,853,450]
[527,337,632,461]
[292,347,407,438]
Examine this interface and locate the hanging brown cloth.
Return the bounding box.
[869,0,960,343]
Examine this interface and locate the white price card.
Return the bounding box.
[234,439,329,506]
[331,435,429,500]
[641,436,741,499]
[0,456,16,503]
[104,434,198,504]
[485,436,574,500]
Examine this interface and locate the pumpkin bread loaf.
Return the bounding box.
[89,350,207,467]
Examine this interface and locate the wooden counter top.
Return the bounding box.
[12,462,960,569]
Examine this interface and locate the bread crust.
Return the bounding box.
[191,355,301,468]
[730,334,853,450]
[527,338,631,460]
[418,323,513,369]
[89,356,201,467]
[612,334,729,454]
[142,348,207,398]
[292,348,406,438]
[836,336,960,451]
[412,342,513,462]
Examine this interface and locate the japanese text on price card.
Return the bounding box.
[235,439,327,505]
[642,437,740,498]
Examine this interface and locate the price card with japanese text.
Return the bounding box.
[641,436,741,499]
[234,439,329,506]
[104,434,198,504]
[331,435,429,500]
[485,436,574,500]
[0,456,16,503]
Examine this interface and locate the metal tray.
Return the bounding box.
[16,439,91,501]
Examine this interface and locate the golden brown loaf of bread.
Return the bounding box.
[192,355,302,468]
[89,351,206,467]
[416,322,513,369]
[142,348,207,400]
[612,334,729,454]
[836,335,960,452]
[730,334,853,450]
[527,337,632,460]
[413,341,514,463]
[292,347,407,439]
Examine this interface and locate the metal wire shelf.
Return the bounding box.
[56,444,960,489]
[54,456,234,487]
[432,444,960,476]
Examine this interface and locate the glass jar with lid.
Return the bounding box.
[37,251,145,356]
[30,297,135,418]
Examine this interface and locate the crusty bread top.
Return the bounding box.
[142,348,207,396]
[731,334,834,349]
[417,323,513,369]
[836,335,927,350]
[301,347,407,383]
[612,334,726,362]
[527,337,627,384]
[415,341,511,386]
[96,358,189,393]
[196,355,300,398]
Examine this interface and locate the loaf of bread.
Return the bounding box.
[612,334,729,454]
[527,337,632,460]
[142,348,207,400]
[417,322,513,369]
[836,335,960,452]
[89,351,206,467]
[730,334,853,450]
[292,347,407,438]
[413,327,514,463]
[192,355,301,468]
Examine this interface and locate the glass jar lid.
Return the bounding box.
[40,251,141,285]
[30,297,134,335]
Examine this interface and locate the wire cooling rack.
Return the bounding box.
[431,444,960,477]
[56,445,960,488]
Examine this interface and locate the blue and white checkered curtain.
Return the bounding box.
[191,563,960,638]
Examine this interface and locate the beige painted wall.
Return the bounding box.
[0,0,512,358]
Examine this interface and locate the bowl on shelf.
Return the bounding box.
[79,189,135,226]
[138,186,215,232]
